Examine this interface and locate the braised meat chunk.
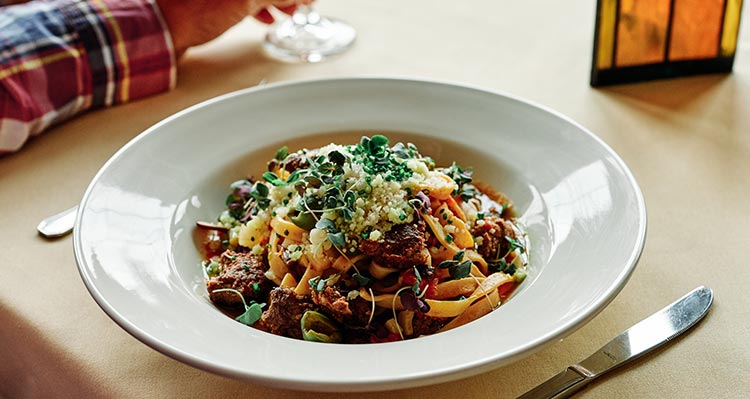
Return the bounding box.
[311,287,371,326]
[472,215,517,261]
[260,287,315,339]
[206,251,272,307]
[359,220,429,269]
[410,313,450,337]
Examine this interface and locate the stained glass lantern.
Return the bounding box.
[591,0,744,86]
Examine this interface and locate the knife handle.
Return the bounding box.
[517,365,595,399]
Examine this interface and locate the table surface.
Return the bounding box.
[2,1,749,398]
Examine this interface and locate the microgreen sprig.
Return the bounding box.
[437,249,472,279]
[274,146,289,161]
[442,162,477,200]
[488,235,527,275]
[444,162,473,187]
[210,288,265,326]
[225,180,270,220]
[410,266,423,294]
[352,272,372,287]
[315,218,346,247]
[506,236,526,254]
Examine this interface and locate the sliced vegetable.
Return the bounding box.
[290,211,316,230]
[300,311,342,343]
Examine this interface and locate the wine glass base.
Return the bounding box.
[263,16,356,63]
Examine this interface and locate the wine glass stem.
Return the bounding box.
[262,5,356,62]
[293,5,321,25]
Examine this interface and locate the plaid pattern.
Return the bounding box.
[0,0,176,153]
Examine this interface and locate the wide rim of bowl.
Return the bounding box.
[73,76,647,391]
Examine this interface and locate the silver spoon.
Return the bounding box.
[37,205,78,238]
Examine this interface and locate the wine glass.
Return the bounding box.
[263,5,356,63]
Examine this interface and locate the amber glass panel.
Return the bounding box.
[669,0,723,60]
[597,0,618,69]
[615,0,671,67]
[720,0,742,56]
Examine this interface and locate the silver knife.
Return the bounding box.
[518,286,713,399]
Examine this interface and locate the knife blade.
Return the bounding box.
[517,286,713,399]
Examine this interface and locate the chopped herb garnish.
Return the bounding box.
[350,135,414,182]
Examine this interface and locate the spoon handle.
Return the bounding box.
[37,205,78,238]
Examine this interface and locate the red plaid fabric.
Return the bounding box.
[0,0,176,153]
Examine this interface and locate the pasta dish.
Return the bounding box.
[198,135,528,343]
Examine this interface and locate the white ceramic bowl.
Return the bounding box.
[73,78,646,392]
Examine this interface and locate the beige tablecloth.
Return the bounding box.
[2,1,749,397]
